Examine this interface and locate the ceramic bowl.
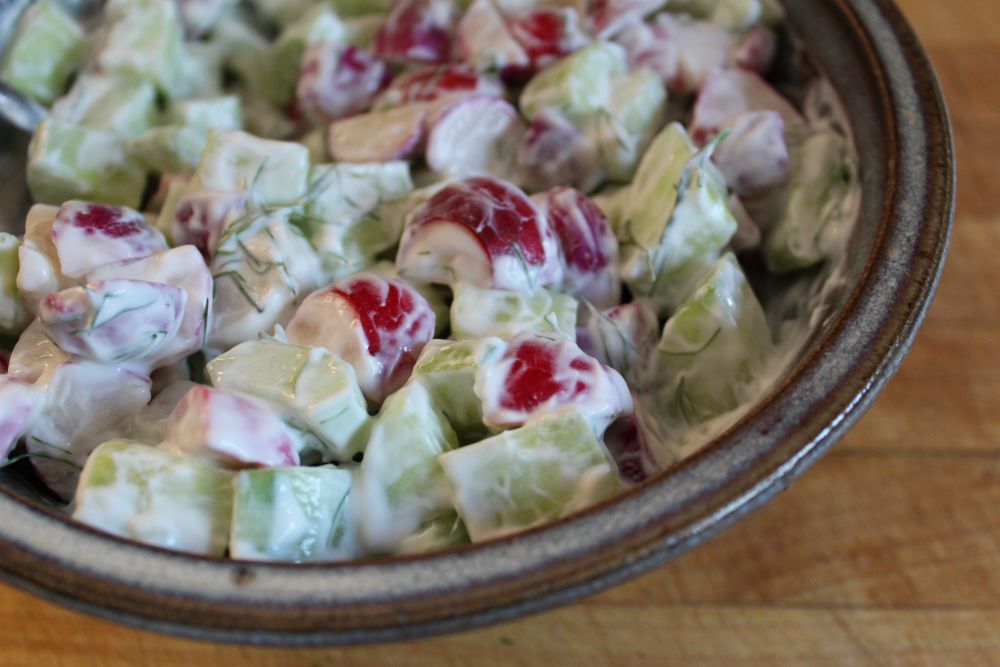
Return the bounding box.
[0,0,953,645]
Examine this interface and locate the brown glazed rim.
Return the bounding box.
[0,0,954,646]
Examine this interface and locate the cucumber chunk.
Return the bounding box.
[619,125,737,314]
[651,252,772,429]
[300,161,413,279]
[521,42,627,126]
[207,339,372,462]
[0,0,83,105]
[352,382,459,553]
[27,118,147,208]
[73,439,232,556]
[410,337,505,442]
[193,130,310,208]
[51,74,157,139]
[762,128,858,272]
[0,234,28,335]
[450,283,577,341]
[97,0,187,98]
[230,466,357,562]
[439,410,620,542]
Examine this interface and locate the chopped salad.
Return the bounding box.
[0,0,858,560]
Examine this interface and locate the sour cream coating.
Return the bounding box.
[0,0,859,562]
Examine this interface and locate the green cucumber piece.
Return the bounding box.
[438,411,620,542]
[352,382,459,553]
[0,0,83,104]
[520,42,627,126]
[762,129,858,273]
[450,283,577,341]
[51,74,157,139]
[230,466,356,562]
[589,69,668,182]
[651,252,772,428]
[73,439,232,556]
[96,0,187,98]
[410,337,506,443]
[207,339,372,462]
[0,233,28,335]
[27,117,147,208]
[193,130,310,207]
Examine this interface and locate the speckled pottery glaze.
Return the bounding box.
[0,0,953,645]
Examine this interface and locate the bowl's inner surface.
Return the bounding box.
[0,0,952,645]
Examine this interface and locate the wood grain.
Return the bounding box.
[0,0,992,664]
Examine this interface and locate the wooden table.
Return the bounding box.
[1,1,994,664]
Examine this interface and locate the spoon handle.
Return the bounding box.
[0,79,46,133]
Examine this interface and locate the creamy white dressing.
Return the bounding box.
[285,286,386,402]
[473,334,633,432]
[72,441,232,556]
[397,221,494,287]
[351,381,457,553]
[642,79,861,462]
[0,0,860,562]
[90,245,213,368]
[208,213,322,350]
[162,386,301,467]
[230,466,357,562]
[425,96,525,180]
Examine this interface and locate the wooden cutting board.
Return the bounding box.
[1,1,995,664]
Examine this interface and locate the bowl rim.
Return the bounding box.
[0,0,955,646]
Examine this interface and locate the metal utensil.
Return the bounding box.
[0,79,46,132]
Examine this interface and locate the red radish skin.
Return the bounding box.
[70,205,143,238]
[374,65,503,108]
[172,191,246,260]
[375,0,458,65]
[499,338,588,413]
[517,110,601,193]
[297,43,391,123]
[287,274,436,403]
[508,8,588,69]
[165,386,300,468]
[476,333,632,430]
[398,177,562,290]
[332,278,432,360]
[537,187,620,308]
[51,202,167,278]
